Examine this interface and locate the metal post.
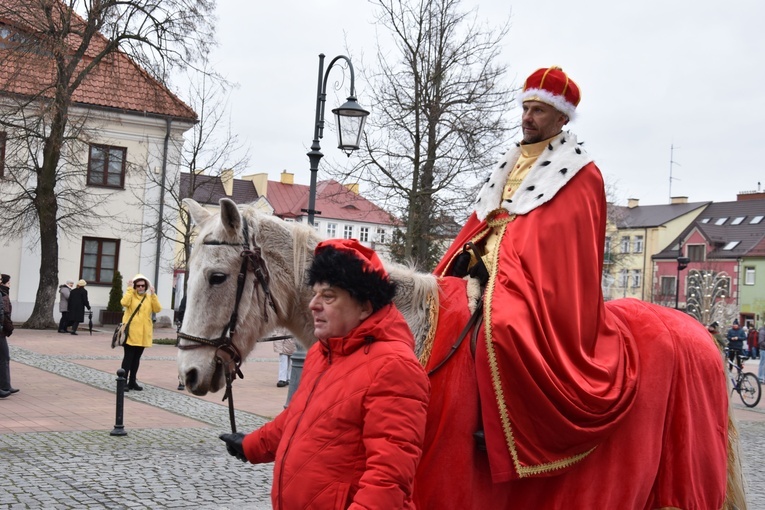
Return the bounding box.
[110,368,128,436]
[287,53,366,407]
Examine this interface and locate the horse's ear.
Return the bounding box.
[183,199,211,225]
[219,198,242,235]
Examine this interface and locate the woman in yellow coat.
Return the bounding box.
[120,274,161,391]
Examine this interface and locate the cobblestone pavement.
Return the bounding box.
[1,344,273,510]
[3,335,765,509]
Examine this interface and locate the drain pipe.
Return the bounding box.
[154,118,171,290]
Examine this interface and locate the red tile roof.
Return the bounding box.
[0,2,196,121]
[266,180,397,226]
[178,172,396,226]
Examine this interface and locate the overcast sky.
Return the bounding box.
[206,0,764,207]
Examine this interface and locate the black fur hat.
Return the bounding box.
[308,239,397,312]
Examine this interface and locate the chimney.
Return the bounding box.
[627,198,639,208]
[220,169,234,196]
[280,170,294,184]
[344,182,359,194]
[241,173,268,197]
[670,196,688,205]
[736,190,765,201]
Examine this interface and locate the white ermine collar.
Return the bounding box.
[474,131,592,221]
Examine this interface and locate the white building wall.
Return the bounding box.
[2,107,193,324]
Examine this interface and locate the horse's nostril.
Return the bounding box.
[186,368,198,388]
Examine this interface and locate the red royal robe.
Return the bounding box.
[434,132,639,482]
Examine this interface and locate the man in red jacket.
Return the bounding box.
[221,239,430,509]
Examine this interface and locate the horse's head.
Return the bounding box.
[177,198,319,395]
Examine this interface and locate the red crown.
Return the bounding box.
[518,67,580,120]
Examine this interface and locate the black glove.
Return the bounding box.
[450,251,471,278]
[219,432,248,462]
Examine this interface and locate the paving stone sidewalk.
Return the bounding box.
[2,328,765,509]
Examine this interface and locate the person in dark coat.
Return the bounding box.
[58,280,74,333]
[67,279,91,335]
[0,273,18,397]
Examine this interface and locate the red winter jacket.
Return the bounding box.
[242,304,430,510]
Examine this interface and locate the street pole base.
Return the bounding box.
[110,426,127,436]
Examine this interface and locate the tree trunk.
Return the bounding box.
[24,102,67,328]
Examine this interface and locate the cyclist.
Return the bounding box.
[727,319,747,366]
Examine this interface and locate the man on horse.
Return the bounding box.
[426,67,730,508]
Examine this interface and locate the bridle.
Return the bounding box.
[177,220,278,433]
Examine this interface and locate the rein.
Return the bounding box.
[176,220,279,433]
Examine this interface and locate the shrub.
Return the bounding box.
[107,271,124,312]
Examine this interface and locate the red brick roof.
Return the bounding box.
[0,2,196,121]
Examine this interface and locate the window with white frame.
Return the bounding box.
[660,276,676,296]
[633,235,644,254]
[376,228,386,244]
[619,269,629,287]
[359,227,369,242]
[327,223,337,238]
[620,236,630,253]
[313,221,320,233]
[343,225,353,239]
[630,269,642,288]
[687,244,705,262]
[745,267,755,286]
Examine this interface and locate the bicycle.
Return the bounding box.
[725,351,761,408]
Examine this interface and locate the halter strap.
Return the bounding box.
[176,218,279,433]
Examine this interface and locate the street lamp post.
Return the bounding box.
[287,53,369,405]
[675,255,690,310]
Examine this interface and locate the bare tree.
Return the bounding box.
[136,62,250,297]
[332,0,516,270]
[0,0,213,327]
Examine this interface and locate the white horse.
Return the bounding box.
[177,198,745,509]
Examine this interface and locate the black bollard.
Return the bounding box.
[110,368,128,436]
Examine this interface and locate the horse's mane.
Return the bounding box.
[238,204,439,357]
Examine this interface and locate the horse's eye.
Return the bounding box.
[209,273,227,286]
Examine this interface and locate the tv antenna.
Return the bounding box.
[669,144,681,200]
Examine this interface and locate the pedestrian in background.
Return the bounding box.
[707,321,726,351]
[747,321,758,359]
[272,331,296,388]
[758,323,765,383]
[727,319,747,364]
[67,279,91,335]
[0,273,18,398]
[57,280,74,333]
[120,274,161,391]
